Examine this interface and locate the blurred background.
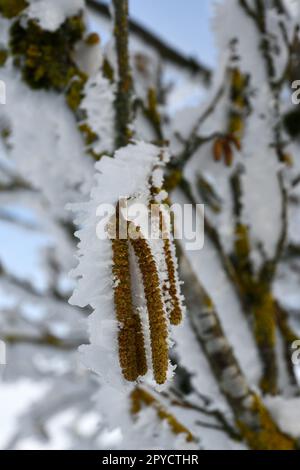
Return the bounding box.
[2,0,300,450]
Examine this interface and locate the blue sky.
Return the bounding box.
[128,0,215,67]
[99,0,216,67]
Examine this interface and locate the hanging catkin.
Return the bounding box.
[133,311,148,376]
[111,205,147,381]
[160,211,183,325]
[72,142,186,388]
[130,226,169,385]
[150,164,184,327]
[111,149,184,385]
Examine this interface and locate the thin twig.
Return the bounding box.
[3,332,85,350]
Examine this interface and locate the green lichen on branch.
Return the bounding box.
[237,395,296,450]
[181,253,295,449]
[227,68,248,141]
[112,0,132,148]
[144,88,163,141]
[78,123,98,146]
[230,162,278,385]
[7,12,109,160]
[182,258,297,450]
[102,57,114,82]
[67,78,111,160]
[130,387,195,443]
[0,0,27,18]
[232,223,256,303]
[230,220,278,395]
[10,15,85,90]
[66,75,87,111]
[252,290,277,395]
[164,169,182,192]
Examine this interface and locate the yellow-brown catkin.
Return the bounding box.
[111,206,148,381]
[133,311,148,377]
[130,232,169,385]
[112,237,139,381]
[130,388,194,442]
[160,213,183,325]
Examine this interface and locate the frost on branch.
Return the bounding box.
[90,384,197,450]
[26,0,85,32]
[0,1,117,213]
[70,141,185,389]
[79,73,115,157]
[0,66,94,215]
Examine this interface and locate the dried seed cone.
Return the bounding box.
[130,234,169,385]
[213,138,223,162]
[228,134,241,151]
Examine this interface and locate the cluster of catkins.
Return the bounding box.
[111,148,185,385]
[70,142,185,387]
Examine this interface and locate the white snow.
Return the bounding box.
[27,0,84,31]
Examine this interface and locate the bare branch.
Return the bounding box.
[3,332,85,350]
[112,0,132,148]
[179,251,296,449]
